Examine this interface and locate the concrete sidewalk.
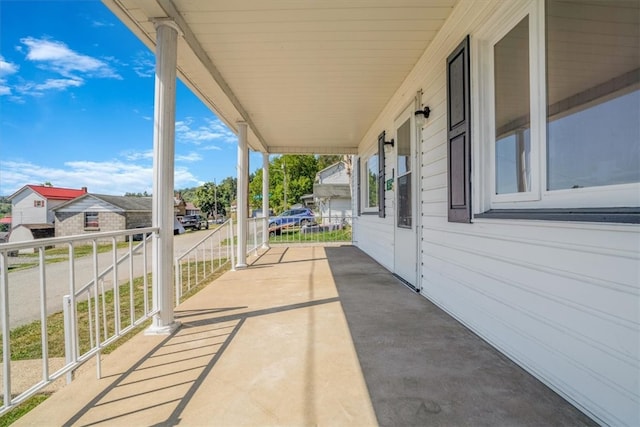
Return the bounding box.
[15,245,595,426]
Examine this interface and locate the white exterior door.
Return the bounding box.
[393,104,417,287]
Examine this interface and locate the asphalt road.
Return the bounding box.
[4,228,225,329]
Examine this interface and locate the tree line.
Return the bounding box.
[184,154,344,218]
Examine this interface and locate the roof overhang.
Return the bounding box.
[102,0,457,154]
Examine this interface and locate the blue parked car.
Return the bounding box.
[268,208,315,229]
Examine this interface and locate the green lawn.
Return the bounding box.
[270,226,352,243]
[8,241,135,272]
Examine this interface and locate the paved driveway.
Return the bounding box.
[5,229,223,329]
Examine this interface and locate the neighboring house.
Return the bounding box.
[7,224,56,253]
[313,161,352,223]
[54,194,152,242]
[184,202,201,216]
[174,193,187,218]
[300,194,314,209]
[8,185,88,228]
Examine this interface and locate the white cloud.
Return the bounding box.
[92,20,114,28]
[122,149,153,161]
[0,56,18,76]
[131,51,155,78]
[202,145,222,151]
[35,78,84,91]
[175,116,237,145]
[0,56,18,96]
[176,152,203,162]
[0,81,11,96]
[3,37,122,98]
[0,159,199,196]
[21,37,120,80]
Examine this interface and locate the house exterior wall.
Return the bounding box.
[46,200,68,224]
[55,211,127,241]
[318,163,349,184]
[125,211,152,229]
[11,190,48,226]
[318,198,351,223]
[352,1,639,426]
[54,197,149,242]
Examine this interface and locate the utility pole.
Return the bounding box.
[214,178,217,220]
[282,160,287,210]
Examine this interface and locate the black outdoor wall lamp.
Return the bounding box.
[414,106,431,122]
[379,130,394,149]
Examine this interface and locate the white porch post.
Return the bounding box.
[236,121,248,269]
[261,152,270,249]
[147,19,180,335]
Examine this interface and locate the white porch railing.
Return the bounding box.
[246,216,267,256]
[0,215,352,416]
[0,227,157,416]
[266,214,353,245]
[174,219,235,302]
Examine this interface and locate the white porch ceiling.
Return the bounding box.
[103,0,457,154]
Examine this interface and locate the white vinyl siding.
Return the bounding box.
[353,1,639,426]
[11,191,49,225]
[352,216,393,272]
[55,197,124,213]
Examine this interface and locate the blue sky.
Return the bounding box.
[0,0,264,197]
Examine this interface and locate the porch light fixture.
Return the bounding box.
[379,130,394,148]
[414,106,431,126]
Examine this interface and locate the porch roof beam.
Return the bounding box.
[157,0,268,153]
[267,145,358,155]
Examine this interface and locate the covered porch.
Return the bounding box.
[16,245,593,426]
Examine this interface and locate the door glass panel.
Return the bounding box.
[397,117,412,228]
[397,119,411,175]
[398,174,411,228]
[494,16,531,194]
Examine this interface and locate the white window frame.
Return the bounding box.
[362,153,379,212]
[472,0,640,212]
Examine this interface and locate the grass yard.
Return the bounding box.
[7,241,134,272]
[270,225,352,243]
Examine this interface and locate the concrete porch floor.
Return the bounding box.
[16,245,595,426]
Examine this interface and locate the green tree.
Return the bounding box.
[194,182,218,218]
[249,154,318,213]
[316,155,344,171]
[216,177,237,216]
[176,187,197,203]
[248,168,265,211]
[0,197,10,217]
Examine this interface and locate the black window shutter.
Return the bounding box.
[446,35,472,223]
[377,132,386,218]
[356,157,361,216]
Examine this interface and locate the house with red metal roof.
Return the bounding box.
[8,184,88,229]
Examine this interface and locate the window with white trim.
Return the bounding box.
[476,0,639,212]
[34,200,44,207]
[364,154,379,210]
